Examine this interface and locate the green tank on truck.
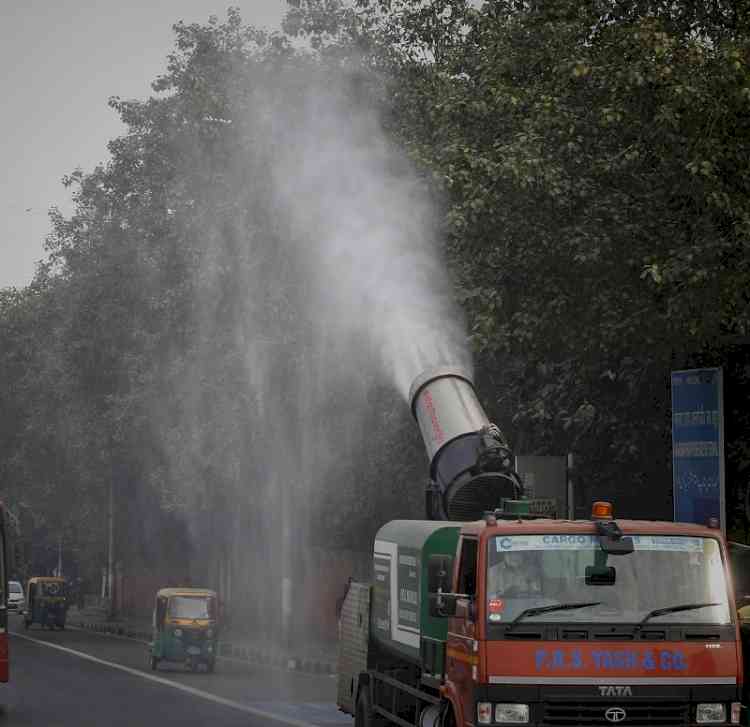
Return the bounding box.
[371,520,460,670]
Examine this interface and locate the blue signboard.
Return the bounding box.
[671,368,725,531]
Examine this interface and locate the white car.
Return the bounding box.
[7,581,25,614]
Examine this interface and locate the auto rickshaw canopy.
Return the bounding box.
[27,576,66,597]
[155,587,217,600]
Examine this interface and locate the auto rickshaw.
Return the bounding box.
[24,576,67,630]
[149,588,219,672]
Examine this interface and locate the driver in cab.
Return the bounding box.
[488,550,543,600]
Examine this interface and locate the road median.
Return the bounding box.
[71,613,337,676]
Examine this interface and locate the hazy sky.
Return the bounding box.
[0,0,286,289]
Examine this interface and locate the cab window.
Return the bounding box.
[457,538,478,597]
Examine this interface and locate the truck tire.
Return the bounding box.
[355,687,385,727]
[441,703,457,727]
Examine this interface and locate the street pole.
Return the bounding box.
[107,476,114,614]
[57,535,63,577]
[566,453,575,520]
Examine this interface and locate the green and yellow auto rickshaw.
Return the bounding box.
[24,576,67,630]
[149,588,219,672]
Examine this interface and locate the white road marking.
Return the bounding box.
[12,632,320,727]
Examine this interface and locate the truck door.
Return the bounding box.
[447,537,478,726]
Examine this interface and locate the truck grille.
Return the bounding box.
[541,701,688,726]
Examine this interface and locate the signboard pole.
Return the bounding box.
[566,453,575,520]
[719,369,726,534]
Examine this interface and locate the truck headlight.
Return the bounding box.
[477,702,492,724]
[697,703,726,724]
[495,704,530,723]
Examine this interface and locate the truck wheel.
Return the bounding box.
[441,703,457,727]
[355,687,384,727]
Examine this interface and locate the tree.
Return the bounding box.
[283,0,750,517]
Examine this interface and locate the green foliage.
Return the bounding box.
[283,0,750,518]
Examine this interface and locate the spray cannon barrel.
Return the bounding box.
[409,367,522,521]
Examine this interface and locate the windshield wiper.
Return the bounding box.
[638,602,721,627]
[507,601,602,629]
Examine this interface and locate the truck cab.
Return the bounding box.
[441,505,742,726]
[339,502,744,727]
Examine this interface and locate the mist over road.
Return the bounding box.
[3,615,349,727]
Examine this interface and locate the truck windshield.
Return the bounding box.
[487,535,730,626]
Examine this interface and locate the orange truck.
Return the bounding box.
[337,369,746,727]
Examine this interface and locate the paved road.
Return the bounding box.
[2,614,351,727]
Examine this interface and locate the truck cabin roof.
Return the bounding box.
[461,518,721,539]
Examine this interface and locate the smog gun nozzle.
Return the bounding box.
[409,367,523,521]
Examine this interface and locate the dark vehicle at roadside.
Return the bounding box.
[24,577,67,630]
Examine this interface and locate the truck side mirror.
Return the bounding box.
[429,593,458,618]
[428,555,453,594]
[585,565,616,585]
[428,555,456,618]
[600,536,634,555]
[595,520,634,554]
